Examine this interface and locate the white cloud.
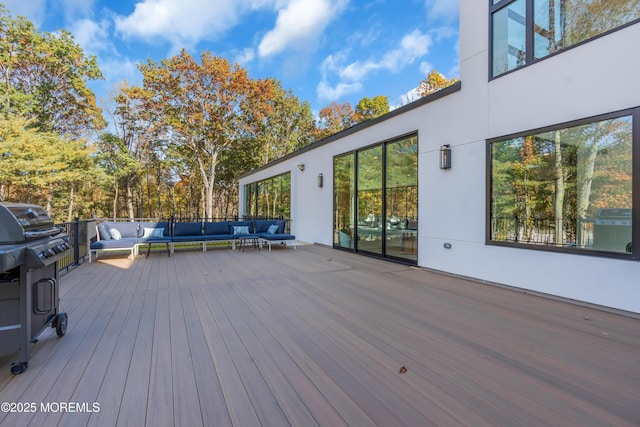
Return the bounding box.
[99,57,140,85]
[71,19,114,55]
[340,30,431,81]
[114,0,252,51]
[426,0,459,21]
[258,0,348,58]
[316,80,362,100]
[234,48,256,65]
[317,29,431,101]
[419,61,432,76]
[60,0,96,22]
[1,0,47,26]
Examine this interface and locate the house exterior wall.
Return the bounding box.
[240,0,640,314]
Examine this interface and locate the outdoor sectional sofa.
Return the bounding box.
[90,218,295,261]
[89,221,171,262]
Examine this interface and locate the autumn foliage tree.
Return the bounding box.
[0,7,103,221]
[131,50,276,220]
[0,5,104,137]
[417,70,458,97]
[0,116,94,220]
[316,101,356,140]
[355,95,389,122]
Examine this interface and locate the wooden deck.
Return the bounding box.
[0,244,638,426]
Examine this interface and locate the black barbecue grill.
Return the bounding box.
[0,202,70,375]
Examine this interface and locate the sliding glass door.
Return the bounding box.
[334,153,355,249]
[357,146,384,255]
[385,138,418,261]
[333,134,418,263]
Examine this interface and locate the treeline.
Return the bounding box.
[0,5,456,222]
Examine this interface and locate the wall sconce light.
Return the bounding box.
[297,163,305,172]
[317,173,323,188]
[439,144,451,169]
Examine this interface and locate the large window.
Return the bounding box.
[244,172,291,218]
[489,109,636,256]
[491,0,640,77]
[333,135,418,263]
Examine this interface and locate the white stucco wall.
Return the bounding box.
[240,0,640,314]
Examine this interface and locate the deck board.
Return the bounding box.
[0,245,638,426]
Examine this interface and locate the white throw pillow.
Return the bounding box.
[143,227,164,238]
[110,228,122,240]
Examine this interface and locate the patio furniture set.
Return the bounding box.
[89,219,295,262]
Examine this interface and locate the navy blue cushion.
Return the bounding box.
[173,222,203,236]
[275,219,286,234]
[138,221,170,238]
[107,222,139,238]
[97,222,111,240]
[91,237,139,249]
[254,219,275,233]
[260,233,295,241]
[204,221,230,235]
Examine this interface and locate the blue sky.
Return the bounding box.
[2,0,459,114]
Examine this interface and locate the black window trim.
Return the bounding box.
[332,131,419,266]
[489,0,640,80]
[244,171,291,219]
[485,106,639,261]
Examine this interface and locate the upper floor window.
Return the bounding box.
[491,0,640,77]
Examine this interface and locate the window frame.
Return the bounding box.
[332,132,419,265]
[243,171,292,219]
[485,107,639,260]
[489,0,640,79]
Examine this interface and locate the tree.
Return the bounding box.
[253,81,316,165]
[316,101,356,139]
[355,95,389,122]
[0,115,94,221]
[132,50,275,220]
[0,5,104,137]
[417,70,458,97]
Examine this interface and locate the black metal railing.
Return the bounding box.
[491,216,594,248]
[55,215,294,273]
[56,218,96,272]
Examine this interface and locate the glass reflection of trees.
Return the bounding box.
[334,154,355,248]
[244,172,291,219]
[357,146,384,255]
[492,0,640,77]
[491,115,632,253]
[386,137,418,260]
[333,135,418,262]
[534,0,640,59]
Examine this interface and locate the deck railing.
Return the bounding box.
[55,218,96,272]
[55,215,294,273]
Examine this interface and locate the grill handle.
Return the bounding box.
[24,227,63,240]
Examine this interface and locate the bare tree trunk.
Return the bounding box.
[67,183,75,223]
[554,130,565,245]
[46,182,53,213]
[576,123,602,220]
[126,179,134,219]
[113,179,119,220]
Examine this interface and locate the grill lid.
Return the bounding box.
[0,202,60,244]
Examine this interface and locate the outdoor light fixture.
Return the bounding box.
[317,173,323,188]
[297,163,305,172]
[440,144,451,169]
